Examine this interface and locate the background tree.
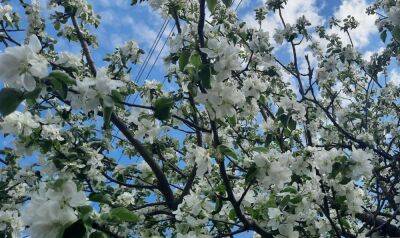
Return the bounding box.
[0,0,399,237]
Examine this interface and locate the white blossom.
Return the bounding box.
[69,68,124,113]
[127,109,163,143]
[186,144,211,176]
[265,160,292,189]
[200,38,241,79]
[343,45,357,61]
[267,207,282,229]
[55,52,82,68]
[273,29,285,45]
[350,147,373,179]
[1,111,39,137]
[243,76,268,99]
[0,4,13,22]
[388,5,400,26]
[116,192,136,206]
[313,148,341,175]
[196,80,245,119]
[0,35,48,91]
[278,224,300,238]
[316,67,330,83]
[120,40,141,63]
[23,179,87,238]
[0,210,23,237]
[41,124,64,141]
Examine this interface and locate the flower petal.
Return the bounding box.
[22,74,37,92]
[28,35,42,53]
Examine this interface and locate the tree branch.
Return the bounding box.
[70,12,177,210]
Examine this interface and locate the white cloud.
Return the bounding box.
[243,0,324,42]
[97,0,111,7]
[329,0,378,49]
[236,0,262,11]
[276,0,324,26]
[56,39,81,54]
[362,47,385,61]
[131,22,158,47]
[110,33,125,48]
[389,70,400,87]
[97,0,130,9]
[99,10,115,25]
[123,16,135,25]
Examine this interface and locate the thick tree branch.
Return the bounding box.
[71,15,97,76]
[110,114,177,209]
[70,13,177,210]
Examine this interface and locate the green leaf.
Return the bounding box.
[276,107,284,117]
[24,87,42,100]
[78,205,93,218]
[111,90,124,104]
[226,116,236,125]
[222,0,233,7]
[62,219,86,238]
[339,218,351,230]
[52,158,64,170]
[154,97,174,120]
[245,163,258,184]
[0,88,24,116]
[53,178,68,190]
[89,231,108,238]
[259,94,267,104]
[266,194,277,208]
[288,33,297,41]
[54,22,61,31]
[46,71,76,99]
[339,176,352,185]
[103,106,113,129]
[290,195,302,204]
[265,133,274,147]
[380,30,387,43]
[393,26,400,42]
[333,195,348,212]
[199,64,211,89]
[280,195,291,207]
[282,186,297,194]
[278,113,289,127]
[89,193,109,203]
[228,209,236,220]
[217,145,238,160]
[110,207,140,223]
[50,77,69,99]
[252,147,269,153]
[102,96,114,129]
[288,117,296,131]
[48,71,76,85]
[212,198,223,215]
[189,52,202,69]
[206,0,217,13]
[179,50,191,72]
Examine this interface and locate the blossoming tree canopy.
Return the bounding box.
[0,0,399,237]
